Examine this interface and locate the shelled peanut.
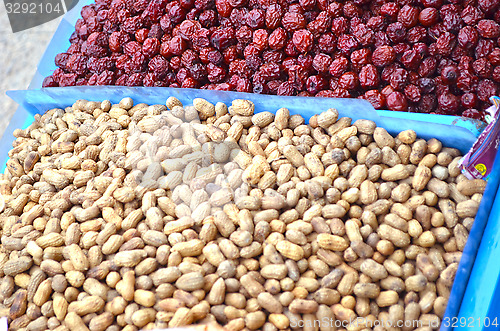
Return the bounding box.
[0,96,485,331]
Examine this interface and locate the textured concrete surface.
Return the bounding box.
[0,8,61,139]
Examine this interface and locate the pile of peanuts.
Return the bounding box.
[0,96,486,331]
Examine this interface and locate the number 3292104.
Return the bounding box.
[5,2,62,14]
[442,317,498,328]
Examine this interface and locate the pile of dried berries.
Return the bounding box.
[43,0,500,119]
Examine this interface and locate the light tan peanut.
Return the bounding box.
[276,240,304,261]
[457,179,486,196]
[456,200,480,218]
[381,164,410,181]
[317,233,349,251]
[377,224,410,247]
[376,290,399,307]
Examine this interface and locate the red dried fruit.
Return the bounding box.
[489,49,500,66]
[337,34,359,55]
[142,0,166,21]
[350,48,371,68]
[135,29,149,44]
[435,32,456,57]
[329,57,349,77]
[387,22,406,44]
[169,5,186,25]
[259,63,281,80]
[338,71,358,90]
[461,6,484,25]
[66,54,88,75]
[288,64,307,90]
[404,84,421,102]
[247,9,266,29]
[478,20,500,39]
[292,29,313,53]
[121,16,143,34]
[363,90,385,109]
[331,17,348,36]
[211,27,236,50]
[199,10,217,28]
[418,8,438,27]
[267,28,286,50]
[440,65,459,84]
[42,76,59,87]
[380,3,399,20]
[59,73,79,87]
[458,26,479,49]
[55,53,71,69]
[182,77,198,88]
[142,38,160,57]
[181,49,199,67]
[387,91,408,111]
[282,12,307,32]
[419,94,437,113]
[215,0,231,17]
[359,64,379,88]
[148,55,169,78]
[476,39,495,59]
[372,45,395,67]
[44,0,500,117]
[473,58,493,78]
[87,57,114,73]
[367,16,386,31]
[389,68,408,91]
[297,54,313,73]
[312,53,332,73]
[461,93,478,108]
[478,0,499,15]
[352,24,374,46]
[317,33,336,54]
[277,81,296,96]
[343,2,361,18]
[492,67,500,83]
[477,79,498,102]
[178,20,202,40]
[236,25,253,44]
[168,36,186,56]
[462,108,483,120]
[398,5,419,28]
[265,4,283,30]
[306,75,328,94]
[253,29,269,51]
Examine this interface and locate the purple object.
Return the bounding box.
[460,96,500,180]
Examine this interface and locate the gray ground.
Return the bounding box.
[0,9,61,139]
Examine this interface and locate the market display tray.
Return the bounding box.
[2,86,500,331]
[2,0,499,328]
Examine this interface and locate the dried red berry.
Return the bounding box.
[372,45,395,67]
[359,64,379,88]
[478,20,500,39]
[363,90,385,109]
[440,65,459,84]
[387,91,408,111]
[329,57,349,77]
[438,92,460,114]
[292,29,313,53]
[312,53,332,73]
[398,5,419,28]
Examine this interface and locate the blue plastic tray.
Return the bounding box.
[2,87,500,331]
[4,0,500,327]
